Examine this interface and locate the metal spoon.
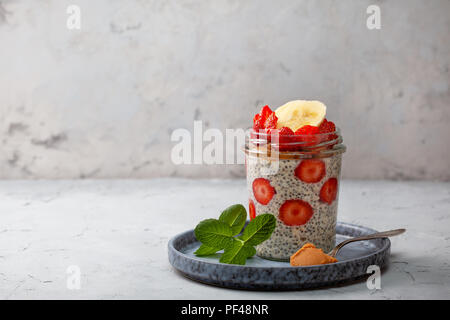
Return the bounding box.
[328,228,406,258]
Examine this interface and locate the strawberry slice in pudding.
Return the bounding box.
[279,200,314,226]
[248,199,256,221]
[252,178,276,205]
[294,159,326,183]
[320,178,338,204]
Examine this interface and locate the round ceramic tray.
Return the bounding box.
[168,222,390,290]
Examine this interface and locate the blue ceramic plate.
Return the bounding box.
[168,222,390,290]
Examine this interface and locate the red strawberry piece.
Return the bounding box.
[252,105,278,130]
[318,119,336,133]
[259,128,281,148]
[278,126,294,143]
[252,178,276,205]
[279,126,294,136]
[318,119,337,143]
[260,105,272,119]
[295,125,320,135]
[294,125,320,146]
[271,127,294,151]
[279,199,314,226]
[253,113,264,130]
[320,178,338,204]
[264,112,278,129]
[249,199,256,221]
[294,159,326,183]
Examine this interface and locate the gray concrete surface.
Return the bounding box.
[0,0,449,180]
[0,179,449,299]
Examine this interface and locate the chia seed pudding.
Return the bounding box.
[246,153,343,261]
[246,101,346,261]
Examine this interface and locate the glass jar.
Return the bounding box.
[244,128,346,261]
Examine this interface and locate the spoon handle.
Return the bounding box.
[328,228,406,258]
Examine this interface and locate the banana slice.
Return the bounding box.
[275,100,326,131]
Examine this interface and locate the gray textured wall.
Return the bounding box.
[0,0,449,180]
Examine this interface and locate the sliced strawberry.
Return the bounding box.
[294,125,320,146]
[294,159,326,183]
[248,199,256,221]
[252,178,276,205]
[253,113,264,130]
[279,126,294,136]
[260,105,272,119]
[265,127,295,151]
[263,128,282,150]
[295,125,319,135]
[279,199,314,226]
[318,119,336,133]
[266,127,293,138]
[320,178,338,204]
[318,119,338,144]
[278,126,294,145]
[264,112,278,129]
[253,105,278,130]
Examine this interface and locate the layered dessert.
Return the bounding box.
[245,100,346,261]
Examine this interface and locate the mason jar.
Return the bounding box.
[244,128,346,261]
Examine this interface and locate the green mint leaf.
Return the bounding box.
[239,213,276,246]
[194,244,221,256]
[219,238,256,265]
[218,204,247,235]
[193,206,277,265]
[194,218,233,249]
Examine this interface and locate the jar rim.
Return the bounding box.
[249,128,340,138]
[244,127,346,159]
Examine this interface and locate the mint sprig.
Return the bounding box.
[194,219,233,250]
[194,244,222,256]
[219,239,257,265]
[218,204,247,235]
[193,204,276,265]
[194,204,247,256]
[239,213,276,246]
